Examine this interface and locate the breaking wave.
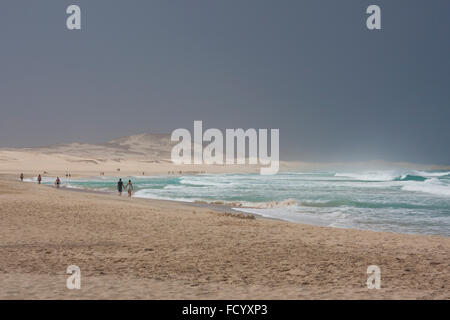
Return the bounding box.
[28,170,450,236]
[335,171,449,182]
[401,178,450,197]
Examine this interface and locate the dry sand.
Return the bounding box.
[0,176,448,299]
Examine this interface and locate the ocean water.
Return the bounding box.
[31,170,450,237]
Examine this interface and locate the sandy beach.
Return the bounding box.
[0,174,448,299]
[2,0,450,304]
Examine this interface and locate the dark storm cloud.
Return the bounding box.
[0,0,449,164]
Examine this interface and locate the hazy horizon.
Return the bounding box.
[1,1,449,165]
[2,131,449,168]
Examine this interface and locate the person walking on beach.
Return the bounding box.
[55,177,61,188]
[117,178,124,196]
[37,174,42,184]
[125,180,134,197]
[20,173,24,182]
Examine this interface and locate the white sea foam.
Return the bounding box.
[233,206,353,228]
[334,171,399,181]
[414,171,450,177]
[133,189,196,202]
[335,170,450,182]
[402,179,450,196]
[23,170,450,236]
[179,177,230,187]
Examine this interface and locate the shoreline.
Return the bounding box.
[16,174,450,239]
[6,173,450,240]
[26,178,276,223]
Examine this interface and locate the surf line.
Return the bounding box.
[171,121,279,175]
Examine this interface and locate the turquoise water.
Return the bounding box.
[32,170,450,236]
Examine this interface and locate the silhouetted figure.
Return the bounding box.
[20,173,24,182]
[117,179,124,196]
[37,174,42,184]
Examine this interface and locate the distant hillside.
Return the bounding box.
[2,133,174,160]
[1,134,449,173]
[105,133,173,158]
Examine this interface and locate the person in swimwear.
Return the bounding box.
[55,177,61,188]
[125,180,134,197]
[20,173,24,182]
[37,174,42,184]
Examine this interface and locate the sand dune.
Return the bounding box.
[3,134,174,159]
[0,133,261,176]
[1,133,449,178]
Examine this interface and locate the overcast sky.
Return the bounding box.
[0,0,449,164]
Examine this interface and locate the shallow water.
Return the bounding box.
[32,170,450,237]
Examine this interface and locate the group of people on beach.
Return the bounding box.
[20,173,135,197]
[20,173,46,185]
[20,173,41,184]
[117,178,133,197]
